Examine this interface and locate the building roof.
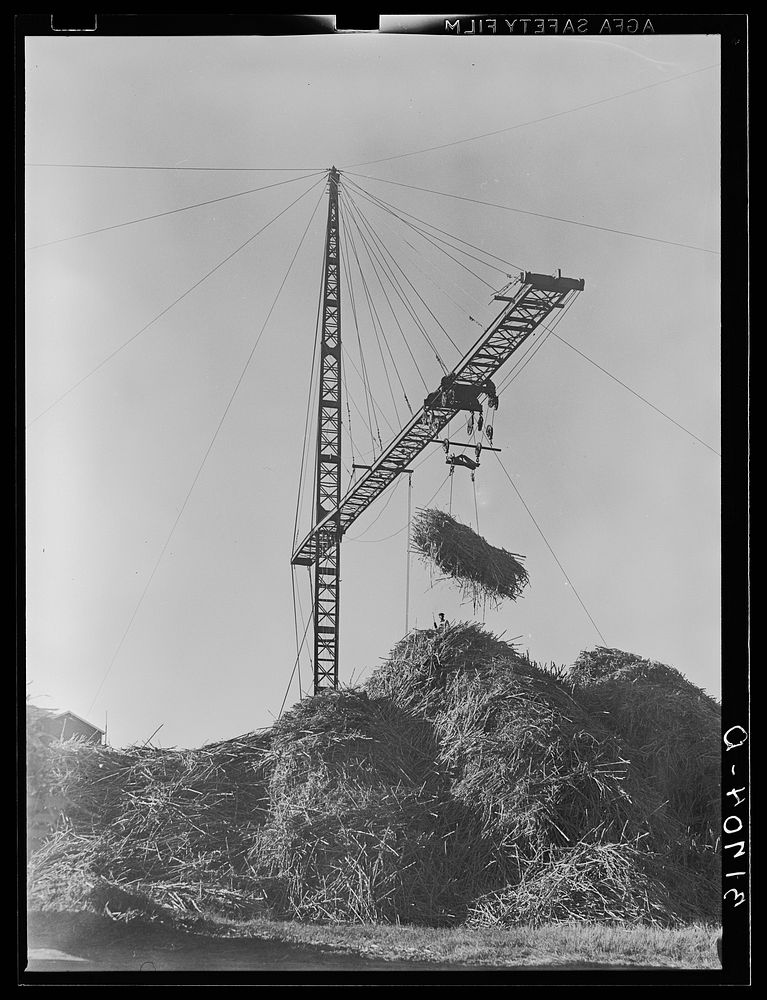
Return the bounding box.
[29,706,105,735]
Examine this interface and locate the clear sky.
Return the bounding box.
[24,31,721,749]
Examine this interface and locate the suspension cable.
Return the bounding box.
[349,465,450,544]
[341,189,447,378]
[346,177,509,285]
[550,331,721,457]
[28,161,325,172]
[342,63,720,169]
[346,183,489,320]
[342,188,461,361]
[405,472,413,633]
[86,185,326,715]
[28,174,327,427]
[339,189,414,411]
[345,175,523,273]
[338,199,381,455]
[338,192,429,391]
[293,232,327,549]
[294,572,313,692]
[496,292,720,457]
[341,199,404,426]
[290,567,304,699]
[26,171,327,250]
[278,610,313,719]
[494,452,607,644]
[341,358,357,477]
[344,171,720,256]
[340,193,451,367]
[340,351,395,449]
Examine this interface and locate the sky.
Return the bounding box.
[24,30,722,749]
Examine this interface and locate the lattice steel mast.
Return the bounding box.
[312,167,342,692]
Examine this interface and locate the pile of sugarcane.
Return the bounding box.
[410,508,529,608]
[567,647,721,838]
[27,624,721,928]
[27,732,272,918]
[467,840,715,927]
[250,687,517,925]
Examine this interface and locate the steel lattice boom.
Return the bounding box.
[312,168,342,692]
[293,269,584,573]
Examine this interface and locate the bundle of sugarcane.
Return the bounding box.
[411,509,529,608]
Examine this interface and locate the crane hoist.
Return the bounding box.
[291,168,584,692]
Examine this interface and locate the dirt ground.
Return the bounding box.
[24,911,679,974]
[25,911,484,972]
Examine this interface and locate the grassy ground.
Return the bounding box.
[140,912,721,969]
[224,919,718,968]
[27,909,722,971]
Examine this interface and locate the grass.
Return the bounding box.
[99,909,720,968]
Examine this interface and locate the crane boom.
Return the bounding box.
[292,270,583,568]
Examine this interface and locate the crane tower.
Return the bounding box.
[312,167,342,691]
[292,169,584,695]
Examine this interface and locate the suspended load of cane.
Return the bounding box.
[411,508,529,608]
